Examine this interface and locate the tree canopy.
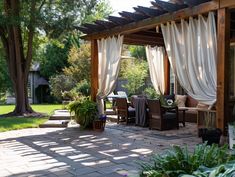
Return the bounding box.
[0,0,112,115]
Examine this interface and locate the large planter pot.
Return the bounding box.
[93,120,106,132]
[228,124,235,149]
[199,128,222,145]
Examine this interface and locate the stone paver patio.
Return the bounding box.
[0,122,201,177]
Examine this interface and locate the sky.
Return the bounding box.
[108,0,152,16]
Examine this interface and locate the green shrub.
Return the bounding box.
[139,143,235,177]
[68,97,98,129]
[181,161,235,177]
[144,87,160,99]
[122,60,148,96]
[49,74,74,102]
[72,80,91,97]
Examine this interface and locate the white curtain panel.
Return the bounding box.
[146,45,165,94]
[97,35,124,114]
[161,12,217,105]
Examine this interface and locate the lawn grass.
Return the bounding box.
[105,101,113,109]
[0,104,63,115]
[0,117,48,132]
[0,104,63,132]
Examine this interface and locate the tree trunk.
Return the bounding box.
[1,0,35,116]
[6,30,34,116]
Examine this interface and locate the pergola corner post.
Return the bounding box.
[164,52,170,95]
[216,8,230,133]
[91,39,99,101]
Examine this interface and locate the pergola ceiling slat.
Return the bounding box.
[75,26,93,34]
[119,11,148,21]
[170,0,185,4]
[94,20,117,29]
[183,0,211,7]
[153,0,188,12]
[83,23,106,31]
[134,6,165,17]
[108,16,132,25]
[79,0,218,37]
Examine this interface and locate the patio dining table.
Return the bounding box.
[107,94,126,99]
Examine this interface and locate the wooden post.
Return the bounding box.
[217,8,230,133]
[164,51,170,95]
[91,39,98,101]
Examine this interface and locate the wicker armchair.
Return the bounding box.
[116,98,135,124]
[147,99,178,130]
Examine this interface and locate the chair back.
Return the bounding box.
[107,92,114,102]
[147,99,161,115]
[116,98,128,117]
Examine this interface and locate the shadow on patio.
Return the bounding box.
[0,122,201,177]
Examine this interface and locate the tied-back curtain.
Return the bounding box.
[161,12,217,105]
[97,35,124,114]
[145,46,165,94]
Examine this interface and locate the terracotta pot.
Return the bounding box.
[93,120,106,132]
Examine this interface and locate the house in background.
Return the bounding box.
[6,62,49,104]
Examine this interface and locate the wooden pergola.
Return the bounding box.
[78,0,235,133]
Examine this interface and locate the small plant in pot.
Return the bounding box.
[68,97,98,129]
[198,111,222,145]
[93,114,107,132]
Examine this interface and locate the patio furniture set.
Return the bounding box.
[109,93,216,132]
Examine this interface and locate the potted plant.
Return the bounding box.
[68,97,98,129]
[198,110,222,145]
[93,114,107,132]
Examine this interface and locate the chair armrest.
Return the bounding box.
[161,105,178,111]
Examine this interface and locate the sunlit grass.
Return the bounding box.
[0,117,48,132]
[0,104,63,115]
[0,104,63,132]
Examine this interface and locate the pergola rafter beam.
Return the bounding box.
[82,1,219,40]
[183,0,211,7]
[134,6,165,17]
[153,0,188,12]
[94,20,117,29]
[134,31,163,37]
[123,37,164,46]
[75,26,93,34]
[125,33,164,42]
[108,16,132,25]
[83,23,105,32]
[119,11,148,21]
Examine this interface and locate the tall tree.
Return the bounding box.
[63,43,91,83]
[0,0,109,116]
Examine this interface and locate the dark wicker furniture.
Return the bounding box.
[147,99,179,131]
[116,98,135,124]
